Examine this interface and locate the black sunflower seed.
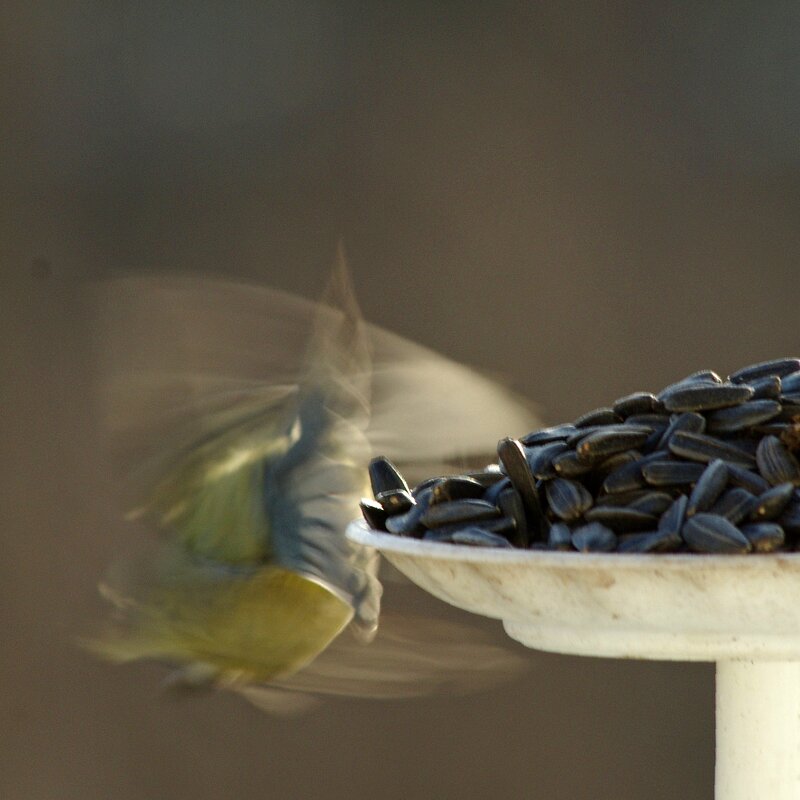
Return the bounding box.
[686,459,729,516]
[571,522,617,552]
[497,437,547,537]
[360,498,388,531]
[548,522,573,550]
[616,530,683,553]
[624,413,670,430]
[521,424,579,446]
[613,392,662,417]
[601,459,649,493]
[682,514,752,554]
[595,449,642,478]
[658,494,688,535]
[497,487,528,547]
[545,478,594,522]
[375,488,415,515]
[725,463,771,495]
[385,489,433,536]
[740,523,785,553]
[552,449,593,478]
[584,506,658,532]
[706,400,782,433]
[668,431,756,467]
[709,488,757,524]
[749,482,795,521]
[429,476,487,504]
[756,435,800,486]
[368,456,409,495]
[729,358,800,384]
[750,375,783,399]
[656,412,707,450]
[657,371,722,401]
[449,527,514,548]
[574,407,621,427]
[642,460,705,486]
[575,429,651,464]
[463,466,506,487]
[420,498,500,528]
[423,516,515,541]
[780,371,800,394]
[627,491,674,516]
[483,476,512,505]
[527,441,569,479]
[660,382,755,413]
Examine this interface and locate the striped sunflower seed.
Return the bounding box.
[545,478,594,522]
[725,463,771,495]
[706,400,782,433]
[613,392,662,417]
[755,435,800,486]
[552,449,593,478]
[657,371,722,401]
[420,498,500,528]
[750,375,782,399]
[571,522,617,552]
[780,371,800,394]
[521,424,578,446]
[573,407,621,427]
[449,527,514,548]
[424,517,515,541]
[656,412,707,450]
[686,459,729,516]
[642,460,705,486]
[749,483,795,521]
[584,506,658,532]
[668,431,756,467]
[740,523,785,553]
[660,382,754,412]
[627,491,674,516]
[729,358,800,384]
[575,428,651,464]
[709,488,757,525]
[527,441,569,479]
[658,494,688,535]
[682,513,752,554]
[483,476,512,505]
[617,530,683,553]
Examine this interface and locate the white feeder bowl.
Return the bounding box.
[348,520,800,800]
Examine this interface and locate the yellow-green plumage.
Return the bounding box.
[94,562,354,683]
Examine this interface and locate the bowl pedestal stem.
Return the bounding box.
[716,659,800,799]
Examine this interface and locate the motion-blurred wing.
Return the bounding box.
[89,272,539,485]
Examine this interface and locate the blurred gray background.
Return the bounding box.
[3,2,800,798]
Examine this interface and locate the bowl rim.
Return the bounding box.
[346,519,800,571]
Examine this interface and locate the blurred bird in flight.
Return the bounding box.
[85,250,538,711]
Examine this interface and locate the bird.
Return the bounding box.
[84,252,538,707]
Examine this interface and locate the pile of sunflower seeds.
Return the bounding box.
[360,358,800,554]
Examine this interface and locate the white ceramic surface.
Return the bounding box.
[348,520,800,661]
